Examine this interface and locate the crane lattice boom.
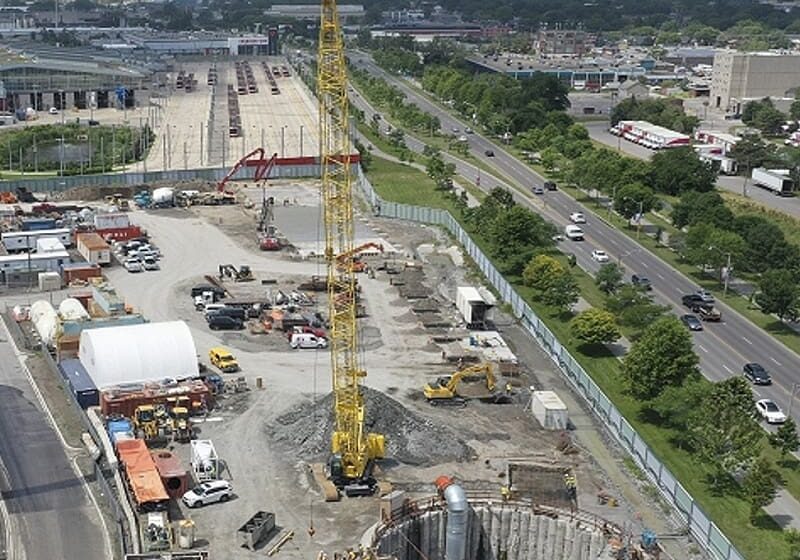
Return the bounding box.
[318,0,384,485]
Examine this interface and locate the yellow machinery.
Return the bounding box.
[171,406,193,442]
[423,363,511,406]
[318,0,384,495]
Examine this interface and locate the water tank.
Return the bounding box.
[59,298,90,321]
[30,300,58,346]
[152,188,174,205]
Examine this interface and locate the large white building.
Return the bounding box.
[711,51,800,114]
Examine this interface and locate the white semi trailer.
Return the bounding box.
[752,168,794,195]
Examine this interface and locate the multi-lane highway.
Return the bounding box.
[348,52,800,425]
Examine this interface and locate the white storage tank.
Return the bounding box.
[58,298,90,321]
[152,188,175,206]
[30,300,58,346]
[531,390,568,430]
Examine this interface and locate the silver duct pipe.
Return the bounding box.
[443,483,468,560]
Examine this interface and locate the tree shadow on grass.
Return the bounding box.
[704,472,743,498]
[751,510,786,531]
[765,320,794,335]
[575,342,617,359]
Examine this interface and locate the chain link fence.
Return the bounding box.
[356,170,744,560]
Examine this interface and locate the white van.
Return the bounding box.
[290,333,328,349]
[204,303,226,316]
[565,225,584,241]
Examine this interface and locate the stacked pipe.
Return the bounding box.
[227,85,241,137]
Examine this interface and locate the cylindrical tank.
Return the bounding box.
[191,440,217,476]
[30,300,58,346]
[436,476,468,560]
[152,188,174,205]
[178,520,195,549]
[58,298,90,321]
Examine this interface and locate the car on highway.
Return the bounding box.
[680,314,703,331]
[696,289,715,304]
[564,225,584,241]
[569,212,586,224]
[681,294,713,309]
[452,127,459,133]
[592,249,609,263]
[532,185,544,195]
[465,127,473,134]
[631,274,652,290]
[756,399,787,424]
[544,181,557,191]
[124,258,143,273]
[182,480,233,508]
[484,150,495,157]
[744,363,772,385]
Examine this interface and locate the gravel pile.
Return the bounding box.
[267,387,474,466]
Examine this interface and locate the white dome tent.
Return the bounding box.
[78,321,199,388]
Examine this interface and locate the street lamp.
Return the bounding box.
[790,383,800,419]
[708,245,733,296]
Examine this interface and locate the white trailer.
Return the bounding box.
[1,228,72,252]
[456,286,495,328]
[531,390,568,430]
[76,233,111,266]
[190,440,220,482]
[752,168,794,195]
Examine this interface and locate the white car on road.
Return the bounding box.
[182,480,233,508]
[570,212,586,224]
[591,249,609,263]
[756,399,787,424]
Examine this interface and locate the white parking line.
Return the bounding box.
[698,345,709,353]
[742,336,753,345]
[722,364,733,374]
[771,357,783,367]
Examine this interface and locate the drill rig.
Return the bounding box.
[318,0,385,496]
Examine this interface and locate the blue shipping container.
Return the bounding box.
[22,218,57,231]
[57,358,99,409]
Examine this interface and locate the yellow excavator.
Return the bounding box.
[423,363,513,407]
[171,406,193,442]
[133,404,170,443]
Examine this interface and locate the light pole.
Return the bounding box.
[790,383,800,419]
[281,126,285,158]
[607,184,617,218]
[300,125,304,157]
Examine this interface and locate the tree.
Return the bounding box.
[622,316,699,400]
[595,263,623,294]
[605,285,670,333]
[671,191,733,230]
[541,271,579,313]
[613,183,658,221]
[791,99,800,121]
[570,308,621,346]
[756,269,800,321]
[684,224,746,280]
[730,133,774,175]
[648,147,717,195]
[486,206,556,275]
[689,377,763,487]
[769,418,800,463]
[651,379,711,446]
[742,457,781,524]
[523,254,564,291]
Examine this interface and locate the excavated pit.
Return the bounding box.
[374,499,611,560]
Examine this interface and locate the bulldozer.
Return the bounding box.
[219,264,254,282]
[423,363,513,407]
[133,405,171,444]
[171,406,194,443]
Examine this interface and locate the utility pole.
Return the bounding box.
[59,134,64,176]
[183,141,187,170]
[723,252,732,296]
[636,199,643,239]
[300,125,304,157]
[100,136,104,172]
[162,134,167,171]
[281,126,285,158]
[200,123,204,167]
[112,126,116,171]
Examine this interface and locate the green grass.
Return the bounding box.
[0,170,58,180]
[369,158,792,559]
[722,192,800,247]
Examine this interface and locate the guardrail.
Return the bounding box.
[355,169,744,560]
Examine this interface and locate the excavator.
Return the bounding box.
[336,242,384,273]
[218,264,254,282]
[133,405,171,443]
[423,363,514,407]
[171,406,193,442]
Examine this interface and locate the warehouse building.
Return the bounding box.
[78,321,199,388]
[710,50,800,115]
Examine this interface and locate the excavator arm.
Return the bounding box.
[423,363,497,404]
[217,149,279,193]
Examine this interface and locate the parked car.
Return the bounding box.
[696,289,715,304]
[290,333,328,349]
[465,127,473,134]
[207,315,244,330]
[756,399,787,424]
[631,274,652,290]
[286,325,326,340]
[532,185,544,195]
[544,181,557,191]
[49,107,59,115]
[743,363,772,385]
[680,314,703,331]
[142,257,159,271]
[569,212,586,224]
[591,249,609,263]
[124,259,143,273]
[564,225,584,241]
[484,150,495,157]
[182,480,233,508]
[209,347,240,373]
[206,306,247,321]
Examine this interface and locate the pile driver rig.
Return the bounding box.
[318,0,385,495]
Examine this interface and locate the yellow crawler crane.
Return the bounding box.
[318,0,384,497]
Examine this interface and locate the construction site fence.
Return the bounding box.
[355,170,744,560]
[1,306,133,558]
[0,161,333,193]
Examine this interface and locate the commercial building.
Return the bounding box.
[126,32,276,56]
[710,50,800,114]
[535,28,588,57]
[610,121,690,150]
[266,4,364,21]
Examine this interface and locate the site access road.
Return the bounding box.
[348,52,800,426]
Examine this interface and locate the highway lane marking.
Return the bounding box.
[742,336,753,345]
[656,273,665,280]
[698,345,709,353]
[640,262,649,268]
[771,357,783,366]
[722,364,733,374]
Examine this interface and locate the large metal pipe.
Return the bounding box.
[440,478,468,560]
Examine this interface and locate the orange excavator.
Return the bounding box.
[336,242,384,273]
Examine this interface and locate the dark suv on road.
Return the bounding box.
[682,294,713,309]
[207,315,244,330]
[744,363,772,385]
[631,274,652,290]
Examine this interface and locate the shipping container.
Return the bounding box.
[2,228,72,252]
[94,213,130,230]
[21,218,57,231]
[456,287,494,327]
[57,358,100,408]
[101,379,213,418]
[61,262,102,284]
[151,450,189,499]
[116,439,170,511]
[96,225,144,242]
[77,233,111,266]
[531,390,568,430]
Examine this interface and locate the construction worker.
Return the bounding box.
[563,470,577,508]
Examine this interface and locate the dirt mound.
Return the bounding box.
[267,386,474,466]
